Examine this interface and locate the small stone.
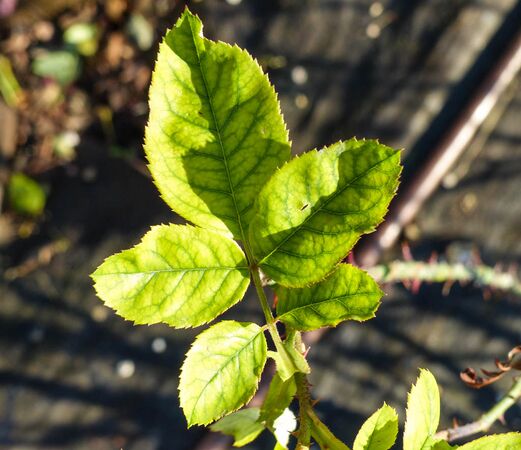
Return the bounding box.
[116,359,135,378]
[369,2,384,18]
[295,93,309,109]
[291,66,308,85]
[366,23,381,39]
[151,337,167,354]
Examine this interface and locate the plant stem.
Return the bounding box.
[295,372,312,449]
[368,260,521,297]
[435,376,521,443]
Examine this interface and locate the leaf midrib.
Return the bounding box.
[278,291,378,318]
[186,18,248,243]
[258,151,397,264]
[96,266,249,276]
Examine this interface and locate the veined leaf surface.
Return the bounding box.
[91,224,249,328]
[249,139,400,287]
[145,10,290,239]
[353,403,398,450]
[275,264,382,330]
[458,433,521,450]
[403,369,440,450]
[180,321,267,426]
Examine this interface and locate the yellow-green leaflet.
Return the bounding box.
[403,370,441,450]
[180,321,267,426]
[91,224,249,328]
[458,433,521,450]
[145,10,290,239]
[276,264,382,331]
[250,139,400,287]
[353,403,398,450]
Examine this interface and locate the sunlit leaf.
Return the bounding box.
[180,321,267,426]
[250,139,400,287]
[276,264,382,331]
[92,224,249,328]
[145,9,290,239]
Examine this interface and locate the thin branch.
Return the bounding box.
[368,260,521,297]
[435,376,521,443]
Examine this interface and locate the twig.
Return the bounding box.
[368,260,521,297]
[435,376,521,443]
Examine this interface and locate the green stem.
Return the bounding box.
[295,373,312,449]
[436,376,521,442]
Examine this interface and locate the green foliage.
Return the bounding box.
[353,403,398,450]
[403,369,442,450]
[457,434,521,449]
[276,264,382,331]
[250,139,400,287]
[210,408,264,447]
[145,9,290,239]
[180,321,267,426]
[7,172,46,216]
[92,224,249,328]
[92,8,520,450]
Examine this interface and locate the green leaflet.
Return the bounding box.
[210,408,265,447]
[180,321,267,426]
[353,403,398,450]
[260,373,297,427]
[458,433,521,449]
[275,264,382,331]
[403,370,441,450]
[250,139,401,287]
[145,9,290,239]
[91,224,249,328]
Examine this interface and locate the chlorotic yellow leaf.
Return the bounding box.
[353,403,398,450]
[91,224,249,328]
[403,369,440,450]
[180,321,267,426]
[145,9,290,239]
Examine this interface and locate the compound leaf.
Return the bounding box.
[404,369,440,450]
[145,9,290,239]
[272,407,297,449]
[458,433,521,450]
[250,139,400,287]
[210,408,265,447]
[353,403,398,450]
[91,224,249,328]
[276,264,382,331]
[180,321,267,426]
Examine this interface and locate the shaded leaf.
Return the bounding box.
[260,373,297,426]
[92,224,249,328]
[250,139,400,287]
[145,9,290,239]
[458,433,521,450]
[276,264,382,331]
[353,403,398,450]
[180,321,267,426]
[210,408,264,447]
[403,369,440,450]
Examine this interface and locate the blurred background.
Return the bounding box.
[1,0,521,449]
